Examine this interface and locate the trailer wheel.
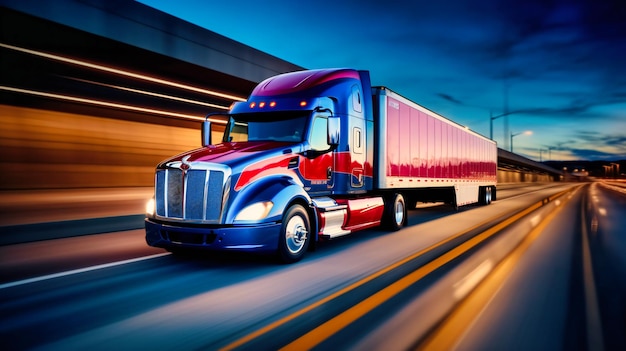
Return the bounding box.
[277,204,310,263]
[384,193,407,231]
[486,186,492,204]
[479,186,492,205]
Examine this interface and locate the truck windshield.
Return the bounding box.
[223,112,308,143]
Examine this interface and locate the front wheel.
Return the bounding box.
[277,204,310,263]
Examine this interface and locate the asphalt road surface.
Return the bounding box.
[2,182,624,350]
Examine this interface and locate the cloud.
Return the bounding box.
[574,131,626,146]
[436,93,463,105]
[569,148,626,160]
[606,135,626,147]
[551,131,626,160]
[138,0,626,160]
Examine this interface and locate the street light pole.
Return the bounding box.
[510,130,532,153]
[490,111,494,140]
[490,111,508,140]
[510,132,519,152]
[539,148,546,162]
[548,146,555,161]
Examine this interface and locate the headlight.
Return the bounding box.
[235,201,273,221]
[146,198,155,216]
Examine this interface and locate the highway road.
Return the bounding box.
[1,182,625,350]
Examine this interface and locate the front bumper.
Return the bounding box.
[145,218,281,254]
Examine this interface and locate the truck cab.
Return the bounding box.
[145,69,386,263]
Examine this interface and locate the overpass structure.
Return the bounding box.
[497,148,561,183]
[0,0,561,242]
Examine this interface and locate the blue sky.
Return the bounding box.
[138,0,626,161]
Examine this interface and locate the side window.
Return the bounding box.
[224,121,248,142]
[310,115,330,151]
[351,85,362,113]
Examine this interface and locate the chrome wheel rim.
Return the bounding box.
[394,200,405,226]
[285,215,307,254]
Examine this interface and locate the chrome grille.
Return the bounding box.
[155,167,226,222]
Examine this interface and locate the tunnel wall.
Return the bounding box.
[497,169,553,183]
[0,104,201,190]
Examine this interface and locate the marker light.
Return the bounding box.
[259,102,266,108]
[249,102,256,108]
[300,101,307,107]
[269,101,276,107]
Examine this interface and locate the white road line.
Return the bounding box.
[0,253,170,290]
[580,192,605,351]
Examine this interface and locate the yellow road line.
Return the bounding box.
[280,199,551,350]
[220,188,573,351]
[417,186,580,350]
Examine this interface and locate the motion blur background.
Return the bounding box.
[0,0,621,236]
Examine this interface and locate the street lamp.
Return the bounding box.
[489,111,505,140]
[548,146,556,161]
[510,130,532,153]
[539,148,546,162]
[489,111,510,140]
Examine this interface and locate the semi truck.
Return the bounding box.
[145,68,497,263]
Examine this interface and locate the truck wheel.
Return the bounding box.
[485,186,492,204]
[384,193,407,231]
[479,186,492,205]
[278,204,310,263]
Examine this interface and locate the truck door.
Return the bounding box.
[301,112,334,195]
[347,84,368,192]
[350,116,366,189]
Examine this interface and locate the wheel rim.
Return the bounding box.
[285,215,308,254]
[394,200,405,226]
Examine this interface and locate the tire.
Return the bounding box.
[383,193,407,231]
[485,186,492,205]
[479,186,492,205]
[277,204,310,263]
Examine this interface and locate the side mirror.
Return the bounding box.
[201,120,212,146]
[327,116,340,146]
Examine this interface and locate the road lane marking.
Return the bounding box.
[0,253,170,290]
[599,182,626,195]
[279,202,545,350]
[418,186,580,350]
[580,189,605,351]
[221,187,576,351]
[530,214,542,227]
[453,259,494,300]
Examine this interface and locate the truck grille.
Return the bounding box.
[155,168,226,222]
